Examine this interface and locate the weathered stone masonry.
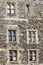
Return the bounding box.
[0,0,43,65]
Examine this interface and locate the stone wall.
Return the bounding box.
[0,0,43,65]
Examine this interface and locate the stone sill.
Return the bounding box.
[7,13,16,16]
[8,41,17,44]
[29,61,37,63]
[10,61,18,64]
[21,61,28,64]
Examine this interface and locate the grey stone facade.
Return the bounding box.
[0,0,43,65]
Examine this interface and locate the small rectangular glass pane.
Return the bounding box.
[8,31,12,41]
[29,38,32,42]
[13,51,17,61]
[33,51,36,61]
[11,5,14,9]
[29,32,32,42]
[9,51,12,56]
[32,38,35,42]
[7,10,10,14]
[7,4,10,9]
[11,10,14,14]
[29,32,31,37]
[33,57,36,61]
[13,57,16,61]
[13,51,17,57]
[9,51,13,61]
[10,56,13,61]
[9,37,12,41]
[12,31,16,41]
[29,51,32,61]
[32,32,36,42]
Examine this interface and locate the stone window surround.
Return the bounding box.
[7,49,19,63]
[27,29,38,44]
[7,49,24,64]
[6,2,16,16]
[7,25,19,43]
[7,3,14,14]
[8,30,16,42]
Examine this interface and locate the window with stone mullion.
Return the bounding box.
[9,51,17,61]
[29,51,36,61]
[8,30,16,41]
[7,3,14,14]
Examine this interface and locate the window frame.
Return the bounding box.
[29,50,36,61]
[7,2,15,15]
[8,30,16,42]
[9,50,17,61]
[27,29,38,44]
